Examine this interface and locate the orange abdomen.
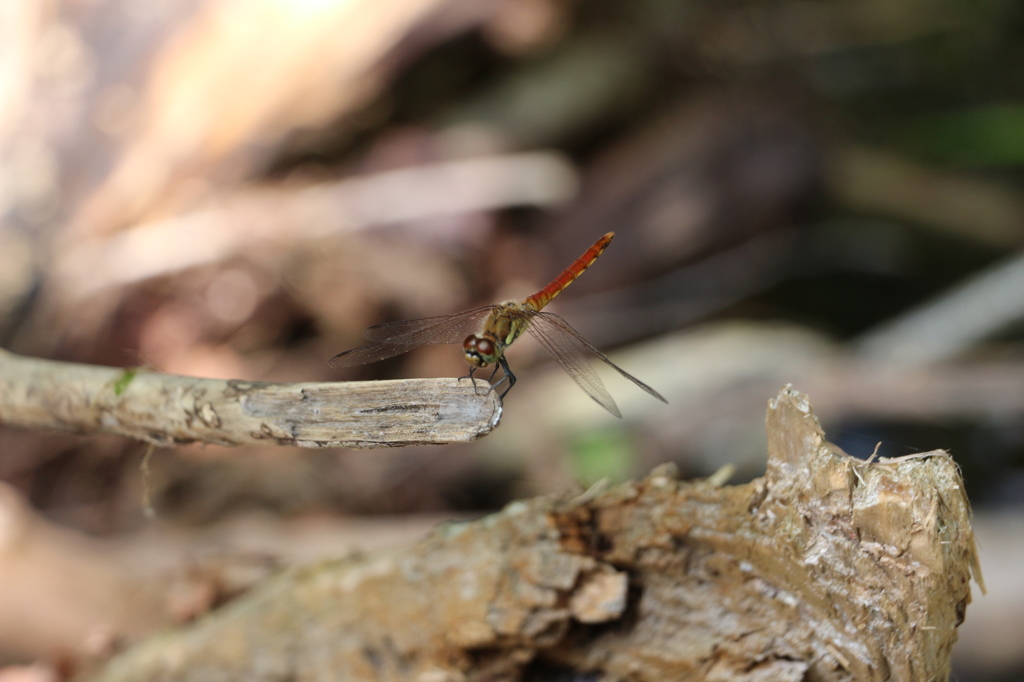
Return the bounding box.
[525,232,614,311]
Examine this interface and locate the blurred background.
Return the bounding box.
[0,0,1020,679]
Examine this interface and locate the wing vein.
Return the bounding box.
[328,306,494,369]
[531,312,667,403]
[525,317,621,417]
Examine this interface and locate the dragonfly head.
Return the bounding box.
[463,334,499,367]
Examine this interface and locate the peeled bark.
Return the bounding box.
[90,386,983,681]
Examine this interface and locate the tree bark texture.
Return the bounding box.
[89,386,983,681]
[0,349,500,448]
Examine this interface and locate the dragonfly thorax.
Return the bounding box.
[463,334,501,367]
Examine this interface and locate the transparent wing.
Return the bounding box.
[361,306,495,342]
[524,315,621,417]
[328,306,495,368]
[526,312,667,414]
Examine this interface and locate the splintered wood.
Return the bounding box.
[91,386,982,681]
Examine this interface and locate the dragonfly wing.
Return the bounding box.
[361,306,495,343]
[531,312,668,404]
[328,340,424,368]
[524,315,622,418]
[329,306,495,368]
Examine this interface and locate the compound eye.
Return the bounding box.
[476,337,496,357]
[463,336,486,367]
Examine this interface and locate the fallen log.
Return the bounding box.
[90,385,983,681]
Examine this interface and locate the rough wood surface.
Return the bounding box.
[88,386,982,681]
[0,349,501,448]
[0,477,461,665]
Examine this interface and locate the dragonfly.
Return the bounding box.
[328,232,667,417]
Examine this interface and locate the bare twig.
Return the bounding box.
[53,152,578,300]
[855,249,1024,365]
[0,348,501,448]
[828,144,1024,249]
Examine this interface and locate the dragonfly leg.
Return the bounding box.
[496,355,517,400]
[459,366,485,395]
[489,360,509,391]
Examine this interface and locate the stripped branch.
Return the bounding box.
[0,349,501,448]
